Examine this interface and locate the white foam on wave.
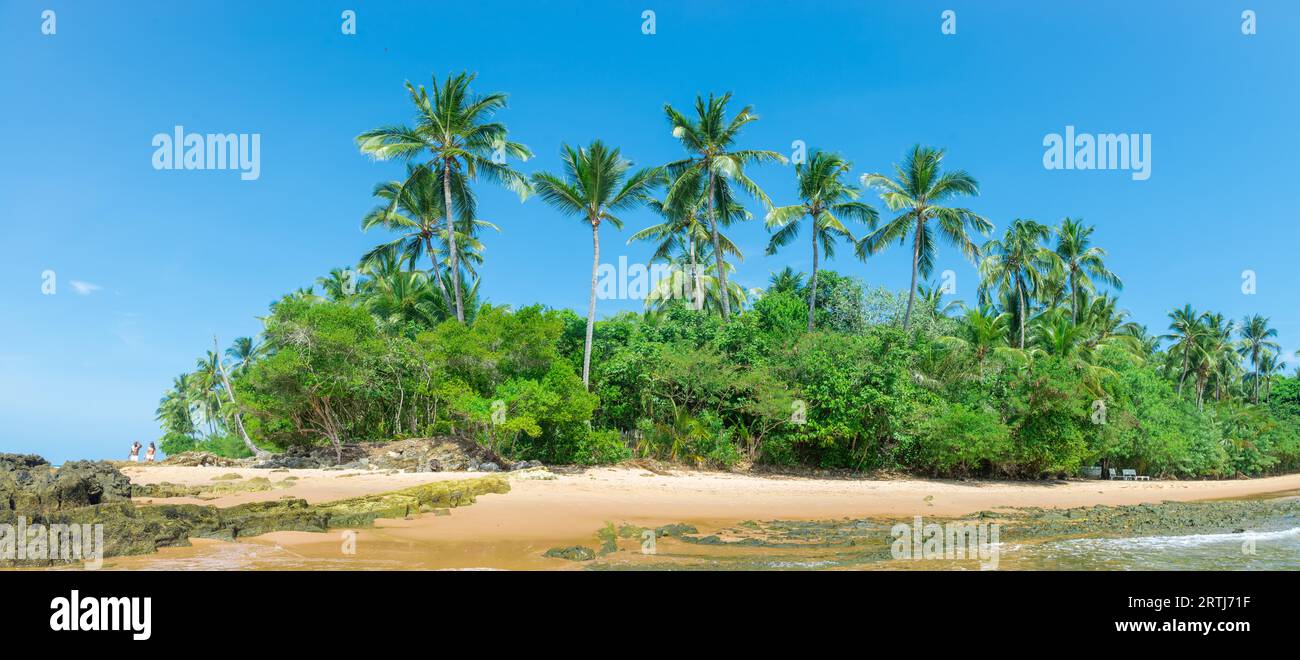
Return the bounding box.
[1052,526,1300,552]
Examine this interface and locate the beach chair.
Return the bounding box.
[1121,469,1137,481]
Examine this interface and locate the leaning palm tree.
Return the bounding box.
[765,151,878,331]
[356,71,531,323]
[857,145,991,330]
[1053,218,1123,323]
[1237,314,1281,402]
[531,141,659,388]
[663,93,785,321]
[978,219,1054,349]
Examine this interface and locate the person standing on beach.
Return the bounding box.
[129,441,142,462]
[145,442,156,463]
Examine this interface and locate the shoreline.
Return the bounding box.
[86,464,1300,570]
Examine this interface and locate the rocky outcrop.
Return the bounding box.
[250,437,544,473]
[0,454,132,514]
[2,453,511,565]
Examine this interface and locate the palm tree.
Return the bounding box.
[360,163,498,318]
[858,145,991,331]
[155,373,197,437]
[356,71,531,323]
[941,306,1014,369]
[765,151,878,331]
[663,93,785,321]
[531,141,659,388]
[1053,218,1123,323]
[630,193,745,310]
[1191,314,1235,409]
[766,267,806,296]
[645,250,748,316]
[225,336,265,374]
[978,219,1053,349]
[1237,315,1281,402]
[916,280,966,318]
[317,268,360,303]
[1163,304,1205,396]
[190,351,223,436]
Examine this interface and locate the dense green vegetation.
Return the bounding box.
[156,72,1300,479]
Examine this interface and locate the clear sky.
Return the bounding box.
[2,1,1297,463]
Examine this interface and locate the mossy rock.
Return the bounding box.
[544,546,596,561]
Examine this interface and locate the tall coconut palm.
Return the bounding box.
[978,219,1054,349]
[858,145,991,331]
[1191,314,1235,409]
[1237,315,1281,402]
[356,71,531,323]
[1053,218,1123,322]
[531,141,659,388]
[1163,304,1206,396]
[663,93,785,321]
[765,151,878,331]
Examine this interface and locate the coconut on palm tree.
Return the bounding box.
[857,145,991,331]
[765,150,877,331]
[356,71,531,323]
[978,219,1054,349]
[663,93,785,321]
[531,141,660,388]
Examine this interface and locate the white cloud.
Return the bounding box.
[69,280,102,296]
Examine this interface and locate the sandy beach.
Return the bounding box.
[103,464,1300,570]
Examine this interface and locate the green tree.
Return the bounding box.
[765,151,877,331]
[357,71,531,323]
[531,141,659,389]
[1237,315,1281,402]
[857,145,991,331]
[1053,218,1123,323]
[663,92,784,321]
[979,219,1054,349]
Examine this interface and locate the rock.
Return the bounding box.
[479,462,500,473]
[544,546,596,561]
[0,455,132,514]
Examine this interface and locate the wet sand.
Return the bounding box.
[103,465,1300,570]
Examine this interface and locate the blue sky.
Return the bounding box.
[2,0,1297,463]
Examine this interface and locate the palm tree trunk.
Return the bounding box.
[903,217,921,330]
[1177,350,1190,395]
[707,171,730,321]
[807,221,819,332]
[688,232,702,310]
[583,220,599,389]
[1018,276,1027,350]
[1070,271,1080,324]
[425,236,455,319]
[443,159,465,323]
